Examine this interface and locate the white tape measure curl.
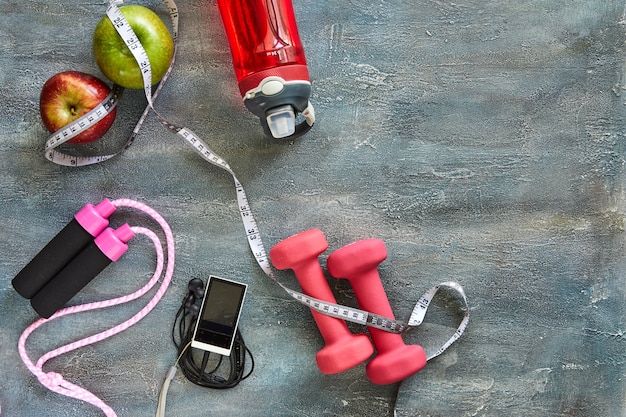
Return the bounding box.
[45,0,469,359]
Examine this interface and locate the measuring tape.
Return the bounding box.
[42,0,469,359]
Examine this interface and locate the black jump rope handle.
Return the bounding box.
[12,199,116,299]
[30,224,134,319]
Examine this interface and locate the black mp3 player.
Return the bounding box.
[191,275,247,356]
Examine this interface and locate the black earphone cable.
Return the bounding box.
[156,279,255,416]
[171,290,254,389]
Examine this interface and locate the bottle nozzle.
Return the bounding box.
[266,105,296,139]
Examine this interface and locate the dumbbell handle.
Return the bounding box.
[342,269,401,352]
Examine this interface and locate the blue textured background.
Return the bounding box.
[1,0,625,416]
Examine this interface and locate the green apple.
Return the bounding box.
[93,5,174,89]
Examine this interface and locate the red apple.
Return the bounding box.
[39,71,117,145]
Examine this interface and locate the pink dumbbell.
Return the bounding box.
[327,238,427,384]
[270,229,374,374]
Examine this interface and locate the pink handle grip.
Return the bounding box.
[327,238,427,384]
[74,198,116,237]
[94,223,135,262]
[270,229,373,374]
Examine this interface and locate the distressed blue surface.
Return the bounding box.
[1,0,625,416]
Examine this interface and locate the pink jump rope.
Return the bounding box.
[15,198,175,417]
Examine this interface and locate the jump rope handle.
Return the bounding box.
[30,224,135,319]
[327,238,427,384]
[269,229,374,375]
[12,199,116,299]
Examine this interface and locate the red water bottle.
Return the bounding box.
[217,0,315,139]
